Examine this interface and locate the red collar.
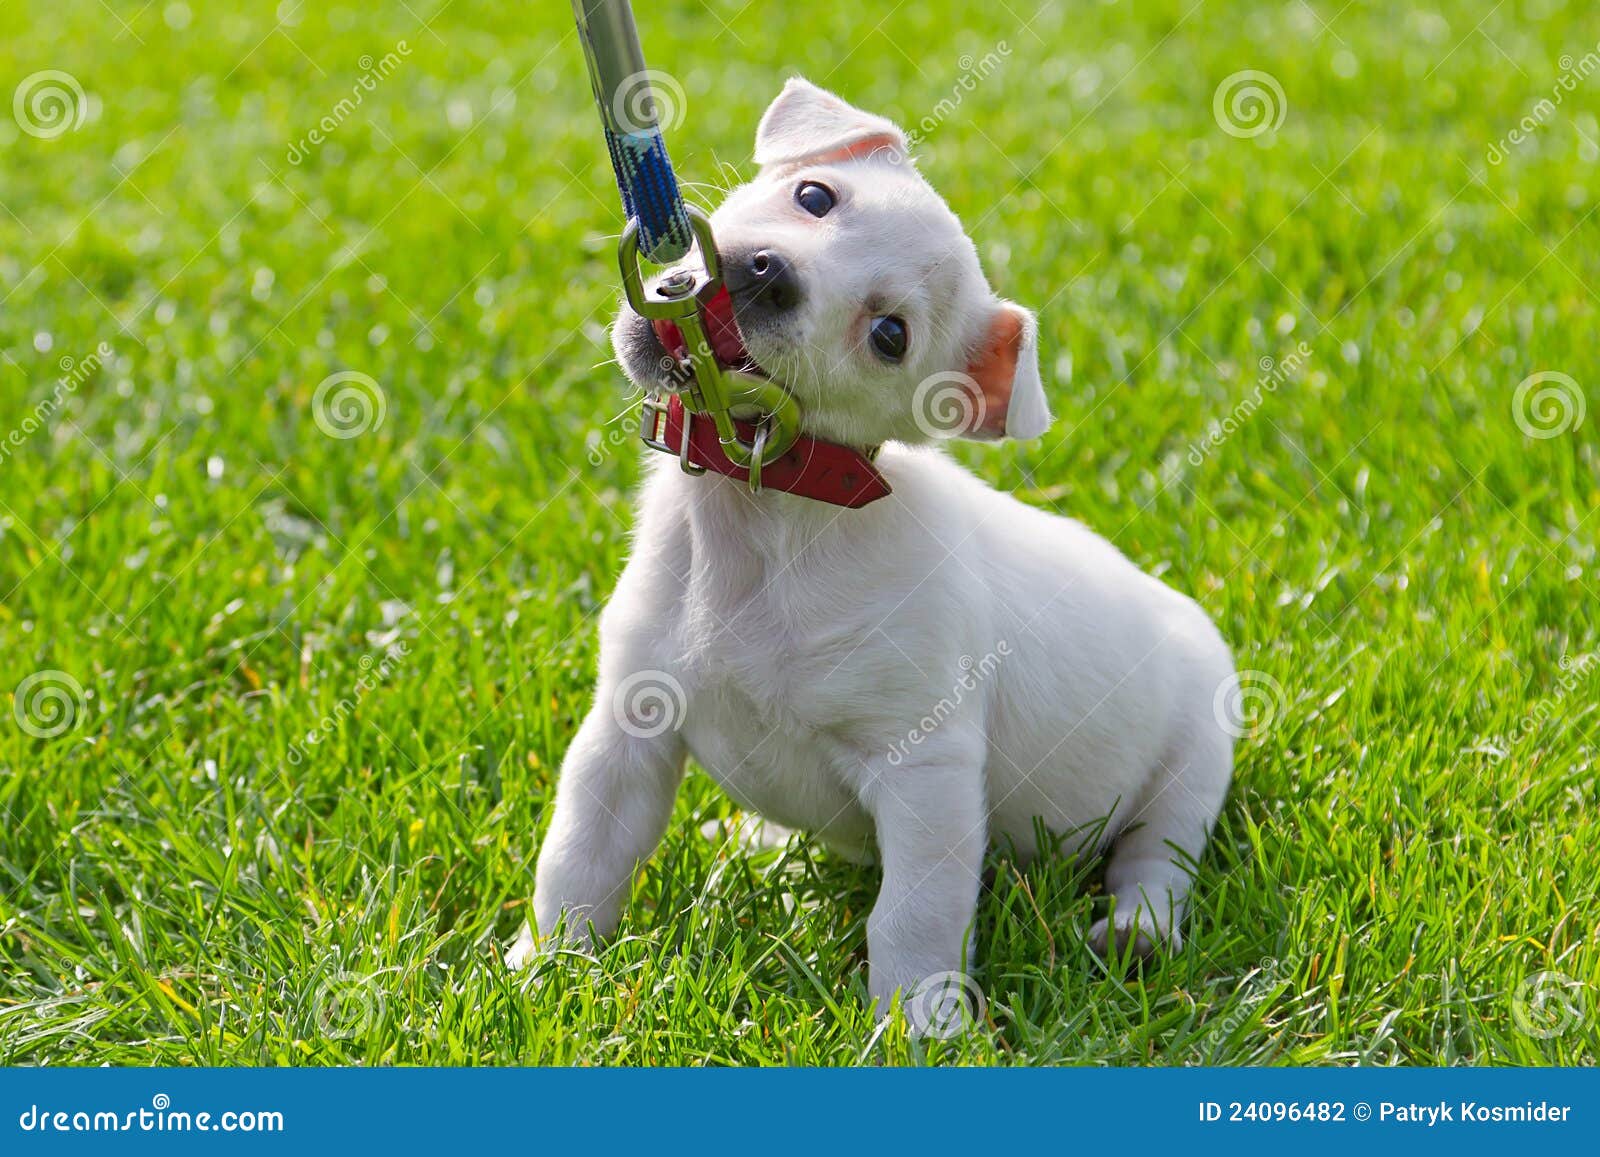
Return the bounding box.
[643,394,892,509]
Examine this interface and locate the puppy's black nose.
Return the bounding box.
[723,248,802,315]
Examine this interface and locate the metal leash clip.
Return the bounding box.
[574,0,800,490]
[618,207,800,488]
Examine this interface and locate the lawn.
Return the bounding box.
[1,0,1597,1065]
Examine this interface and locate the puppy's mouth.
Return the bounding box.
[650,286,771,381]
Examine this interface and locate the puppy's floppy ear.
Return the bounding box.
[755,77,908,167]
[961,302,1051,441]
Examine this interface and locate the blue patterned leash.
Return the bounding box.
[570,0,802,481]
[571,0,693,264]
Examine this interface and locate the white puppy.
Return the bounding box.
[512,79,1234,1028]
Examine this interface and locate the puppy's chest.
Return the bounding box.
[676,578,876,731]
[663,578,888,835]
[668,559,923,748]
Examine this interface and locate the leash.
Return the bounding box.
[571,1,887,507]
[571,0,800,492]
[569,0,691,264]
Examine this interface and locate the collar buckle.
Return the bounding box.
[639,395,892,509]
[640,394,706,476]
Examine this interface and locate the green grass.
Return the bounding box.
[2,0,1598,1065]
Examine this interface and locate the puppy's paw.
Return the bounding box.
[1087,907,1182,962]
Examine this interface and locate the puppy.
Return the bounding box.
[512,79,1234,1029]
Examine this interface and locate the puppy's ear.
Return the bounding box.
[755,77,908,167]
[961,302,1051,441]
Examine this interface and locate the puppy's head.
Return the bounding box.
[614,77,1049,448]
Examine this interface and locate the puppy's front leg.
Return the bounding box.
[509,695,686,967]
[860,751,987,1032]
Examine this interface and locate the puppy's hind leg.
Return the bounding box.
[1087,710,1232,959]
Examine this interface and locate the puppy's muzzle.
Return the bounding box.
[724,248,802,319]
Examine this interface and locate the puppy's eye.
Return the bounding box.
[868,316,909,363]
[795,181,836,218]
